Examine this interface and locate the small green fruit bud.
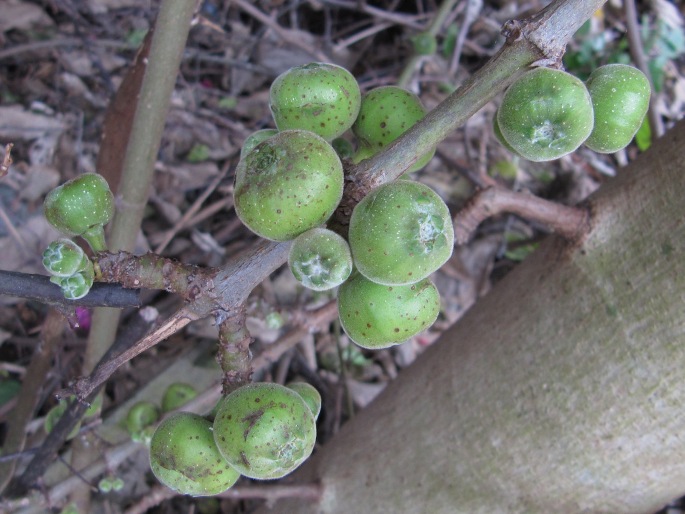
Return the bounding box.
[161,383,198,412]
[331,137,354,159]
[126,401,160,435]
[42,239,90,277]
[44,173,114,251]
[286,382,322,419]
[111,477,125,492]
[411,32,437,55]
[50,259,95,300]
[288,228,352,291]
[44,402,81,440]
[98,477,113,493]
[240,129,279,160]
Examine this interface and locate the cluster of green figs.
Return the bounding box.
[235,62,453,351]
[38,61,650,497]
[235,61,650,350]
[147,382,322,496]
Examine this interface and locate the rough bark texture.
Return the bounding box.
[261,120,685,514]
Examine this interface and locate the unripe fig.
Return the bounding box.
[331,137,354,159]
[493,115,521,156]
[338,273,441,349]
[126,401,160,436]
[44,402,80,440]
[44,173,114,251]
[411,32,437,56]
[213,383,316,480]
[234,130,344,241]
[42,238,90,278]
[270,62,361,141]
[288,227,352,291]
[149,412,240,496]
[497,67,594,162]
[162,382,198,412]
[584,64,651,153]
[348,180,453,286]
[240,129,278,160]
[352,86,435,172]
[286,382,322,419]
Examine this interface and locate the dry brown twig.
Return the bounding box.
[1,143,13,178]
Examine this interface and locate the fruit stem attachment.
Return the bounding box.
[81,225,108,252]
[216,306,254,394]
[453,186,590,244]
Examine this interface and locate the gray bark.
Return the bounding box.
[258,120,685,513]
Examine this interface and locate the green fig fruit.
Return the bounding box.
[149,412,240,496]
[497,67,594,162]
[126,401,160,436]
[213,383,316,480]
[240,129,279,160]
[234,130,344,241]
[286,382,322,420]
[352,86,435,172]
[338,273,441,349]
[584,64,651,153]
[269,62,361,141]
[44,173,114,251]
[288,227,352,291]
[348,180,454,286]
[161,383,198,413]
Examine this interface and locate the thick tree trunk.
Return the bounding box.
[261,121,685,514]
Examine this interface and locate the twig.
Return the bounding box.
[217,306,254,393]
[61,305,201,402]
[0,309,64,494]
[231,0,330,62]
[0,270,141,308]
[153,161,232,254]
[453,186,590,244]
[1,143,13,178]
[397,0,461,89]
[623,0,665,139]
[448,0,483,76]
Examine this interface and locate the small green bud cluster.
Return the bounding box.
[495,65,650,161]
[42,238,95,300]
[42,173,115,300]
[148,382,321,495]
[234,63,448,349]
[98,475,125,493]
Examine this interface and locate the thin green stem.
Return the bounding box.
[397,0,460,88]
[81,225,107,252]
